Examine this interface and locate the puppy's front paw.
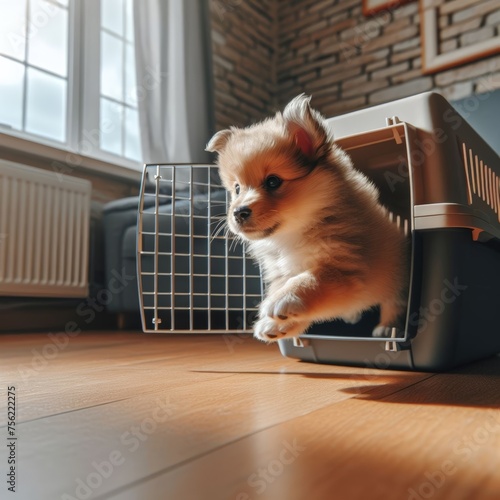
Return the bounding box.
[254,317,310,343]
[254,317,287,342]
[260,293,306,322]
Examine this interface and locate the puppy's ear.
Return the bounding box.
[206,129,233,153]
[282,94,329,158]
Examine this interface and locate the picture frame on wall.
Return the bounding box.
[420,0,500,74]
[362,0,414,16]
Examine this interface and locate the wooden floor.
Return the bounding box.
[1,331,500,500]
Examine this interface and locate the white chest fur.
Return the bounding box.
[250,232,316,281]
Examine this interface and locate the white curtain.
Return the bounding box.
[133,0,214,164]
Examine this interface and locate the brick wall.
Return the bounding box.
[276,0,500,117]
[211,0,500,128]
[210,0,277,129]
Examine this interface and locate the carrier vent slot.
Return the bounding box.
[387,210,410,236]
[460,141,500,222]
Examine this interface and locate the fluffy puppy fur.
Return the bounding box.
[206,95,408,342]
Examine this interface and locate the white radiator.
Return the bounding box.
[0,161,91,298]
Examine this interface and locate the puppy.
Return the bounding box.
[206,94,408,342]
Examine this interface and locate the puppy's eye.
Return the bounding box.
[235,184,240,195]
[264,175,282,191]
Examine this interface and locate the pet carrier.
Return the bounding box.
[137,92,500,371]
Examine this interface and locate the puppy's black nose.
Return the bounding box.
[233,206,252,224]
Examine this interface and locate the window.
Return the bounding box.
[99,0,141,162]
[0,0,142,168]
[0,0,69,142]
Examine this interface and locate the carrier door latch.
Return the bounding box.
[293,337,311,348]
[385,340,399,352]
[386,116,401,126]
[385,116,403,144]
[384,327,410,352]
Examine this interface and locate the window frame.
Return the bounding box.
[0,0,142,173]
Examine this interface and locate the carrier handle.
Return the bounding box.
[414,203,500,242]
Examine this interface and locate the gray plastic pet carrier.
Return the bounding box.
[137,92,500,371]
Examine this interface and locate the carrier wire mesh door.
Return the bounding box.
[137,164,262,333]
